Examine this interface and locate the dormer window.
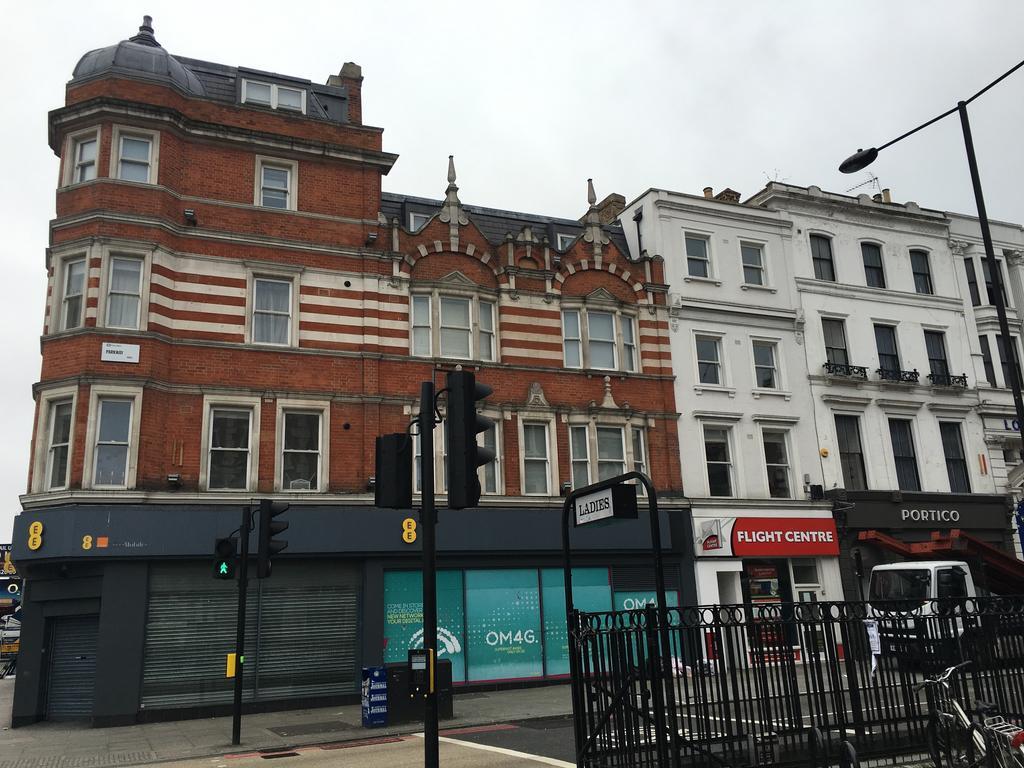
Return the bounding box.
[410,212,430,232]
[556,233,576,250]
[242,79,306,114]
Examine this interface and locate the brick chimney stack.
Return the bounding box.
[327,62,363,124]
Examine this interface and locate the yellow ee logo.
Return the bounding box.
[27,521,44,551]
[402,518,417,544]
[82,535,93,551]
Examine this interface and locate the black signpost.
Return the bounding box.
[561,472,681,768]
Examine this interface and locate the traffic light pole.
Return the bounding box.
[419,381,439,768]
[231,505,252,746]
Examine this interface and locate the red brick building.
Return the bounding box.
[12,18,689,725]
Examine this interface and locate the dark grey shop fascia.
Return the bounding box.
[12,502,689,563]
[836,490,1011,530]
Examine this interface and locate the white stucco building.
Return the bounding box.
[947,211,1024,501]
[623,181,1018,606]
[622,186,844,617]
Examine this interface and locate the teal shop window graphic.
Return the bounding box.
[383,570,466,683]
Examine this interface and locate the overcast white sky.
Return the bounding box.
[2,2,1023,541]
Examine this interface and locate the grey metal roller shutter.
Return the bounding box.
[46,615,99,720]
[252,581,359,700]
[142,561,360,710]
[142,566,257,709]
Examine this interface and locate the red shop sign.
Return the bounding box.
[731,517,839,557]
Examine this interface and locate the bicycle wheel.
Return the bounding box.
[931,716,985,768]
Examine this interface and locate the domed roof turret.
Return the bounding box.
[71,16,204,96]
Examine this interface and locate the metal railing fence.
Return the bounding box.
[569,597,1024,767]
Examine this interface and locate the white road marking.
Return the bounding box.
[411,733,576,768]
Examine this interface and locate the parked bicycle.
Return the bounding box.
[915,661,1024,768]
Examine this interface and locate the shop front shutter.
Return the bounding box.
[142,565,257,709]
[611,564,680,592]
[46,615,99,720]
[252,580,359,700]
[142,561,360,710]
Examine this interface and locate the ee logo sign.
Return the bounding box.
[27,521,44,551]
[402,518,417,544]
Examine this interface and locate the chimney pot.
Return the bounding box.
[703,186,713,199]
[882,188,892,203]
[872,193,883,203]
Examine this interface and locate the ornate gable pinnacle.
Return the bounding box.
[582,178,609,258]
[600,376,618,409]
[438,155,468,244]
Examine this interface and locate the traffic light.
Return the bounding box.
[213,537,236,580]
[256,499,289,579]
[445,370,495,509]
[375,433,412,509]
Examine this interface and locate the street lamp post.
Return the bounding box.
[839,58,1024,484]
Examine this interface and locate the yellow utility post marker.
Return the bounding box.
[226,652,237,678]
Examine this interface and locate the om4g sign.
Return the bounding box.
[574,484,639,527]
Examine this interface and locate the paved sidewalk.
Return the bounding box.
[0,678,572,768]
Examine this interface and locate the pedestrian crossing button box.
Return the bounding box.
[408,648,432,696]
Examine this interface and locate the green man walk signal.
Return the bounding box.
[256,499,289,579]
[213,537,236,579]
[445,370,495,509]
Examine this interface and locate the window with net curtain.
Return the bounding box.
[94,399,132,486]
[283,412,320,490]
[47,401,74,490]
[209,409,251,489]
[597,427,625,480]
[254,279,291,344]
[107,257,142,328]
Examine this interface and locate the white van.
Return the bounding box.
[868,561,978,611]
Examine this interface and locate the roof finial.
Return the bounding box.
[443,154,461,208]
[587,178,597,207]
[130,15,160,47]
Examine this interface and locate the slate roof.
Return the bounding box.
[70,18,350,124]
[381,192,630,256]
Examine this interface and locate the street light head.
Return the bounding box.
[839,147,879,174]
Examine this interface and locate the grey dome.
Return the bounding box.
[72,16,204,96]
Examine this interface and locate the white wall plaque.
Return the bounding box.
[101,342,140,364]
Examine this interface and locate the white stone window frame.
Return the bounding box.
[200,394,261,493]
[31,385,79,494]
[739,239,777,293]
[808,229,838,282]
[407,286,500,363]
[749,334,790,399]
[882,410,924,492]
[683,230,717,284]
[556,232,576,251]
[81,384,144,490]
[241,79,307,114]
[908,245,935,295]
[559,299,640,374]
[567,419,647,490]
[254,155,299,212]
[245,266,302,347]
[53,250,90,333]
[97,245,152,332]
[692,329,733,395]
[755,422,796,500]
[275,399,330,493]
[109,124,160,185]
[830,407,873,491]
[518,415,557,496]
[699,419,739,498]
[63,126,101,187]
[409,212,431,232]
[859,238,888,289]
[872,318,903,373]
[412,410,503,496]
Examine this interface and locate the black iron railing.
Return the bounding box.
[928,372,969,388]
[823,362,868,379]
[877,368,920,383]
[569,598,1024,768]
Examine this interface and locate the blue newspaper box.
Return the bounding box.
[361,666,388,727]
